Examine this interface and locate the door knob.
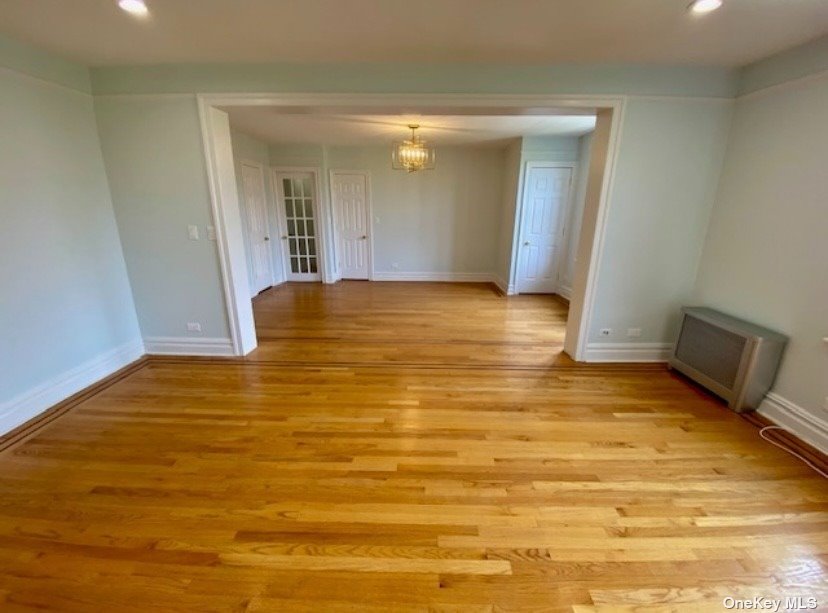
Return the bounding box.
[524,241,531,246]
[264,236,270,241]
[361,235,367,240]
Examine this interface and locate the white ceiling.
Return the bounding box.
[224,110,597,147]
[1,0,826,67]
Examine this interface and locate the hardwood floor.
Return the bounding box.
[0,282,825,611]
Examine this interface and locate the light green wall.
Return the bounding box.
[89,63,737,97]
[94,95,230,340]
[0,63,140,405]
[589,98,732,344]
[739,34,828,96]
[560,133,594,294]
[694,74,828,425]
[0,33,91,94]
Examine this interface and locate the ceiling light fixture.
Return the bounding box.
[688,0,722,15]
[118,0,149,17]
[392,125,436,173]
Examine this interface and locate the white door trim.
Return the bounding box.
[197,93,626,360]
[514,161,575,295]
[329,169,374,281]
[270,166,329,283]
[238,158,274,297]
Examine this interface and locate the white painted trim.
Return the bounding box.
[512,161,577,295]
[197,93,622,110]
[556,284,572,301]
[144,336,235,356]
[0,340,145,436]
[197,102,257,356]
[492,275,509,294]
[197,93,625,365]
[758,392,828,454]
[570,102,627,361]
[583,342,672,363]
[372,272,494,283]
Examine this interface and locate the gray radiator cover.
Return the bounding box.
[669,307,788,413]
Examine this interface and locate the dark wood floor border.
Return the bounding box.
[742,412,828,476]
[0,356,149,454]
[144,354,668,373]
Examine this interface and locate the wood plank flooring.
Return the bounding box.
[0,282,825,611]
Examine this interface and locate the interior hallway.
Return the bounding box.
[0,282,825,610]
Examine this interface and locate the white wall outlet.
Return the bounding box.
[187,225,200,240]
[206,225,216,241]
[600,328,612,337]
[186,322,202,333]
[627,327,642,338]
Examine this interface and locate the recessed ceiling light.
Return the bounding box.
[118,0,149,17]
[688,0,723,15]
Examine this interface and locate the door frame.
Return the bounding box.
[198,94,626,359]
[329,169,374,281]
[238,159,275,297]
[514,161,577,295]
[269,166,328,283]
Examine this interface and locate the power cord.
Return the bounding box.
[759,425,828,479]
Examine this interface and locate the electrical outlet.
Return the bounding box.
[391,263,399,270]
[206,225,216,241]
[187,225,200,240]
[627,327,642,338]
[187,322,202,333]
[600,328,612,337]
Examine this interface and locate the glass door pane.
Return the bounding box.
[281,174,319,277]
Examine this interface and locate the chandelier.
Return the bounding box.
[391,125,436,172]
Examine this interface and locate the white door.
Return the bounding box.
[275,171,322,282]
[517,165,572,294]
[331,172,371,280]
[240,161,273,296]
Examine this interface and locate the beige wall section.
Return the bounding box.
[693,75,828,449]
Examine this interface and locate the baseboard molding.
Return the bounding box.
[758,392,828,454]
[372,272,494,283]
[557,284,572,301]
[144,336,235,356]
[0,339,145,437]
[492,275,509,295]
[584,342,673,363]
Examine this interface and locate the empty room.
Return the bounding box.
[0,1,826,610]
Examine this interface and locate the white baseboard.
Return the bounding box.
[556,284,572,301]
[758,392,828,454]
[371,272,495,283]
[144,336,235,356]
[0,339,145,436]
[492,275,509,294]
[584,342,673,363]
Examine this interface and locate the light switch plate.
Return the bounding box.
[188,225,200,240]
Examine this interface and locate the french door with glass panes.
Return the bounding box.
[274,171,322,281]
